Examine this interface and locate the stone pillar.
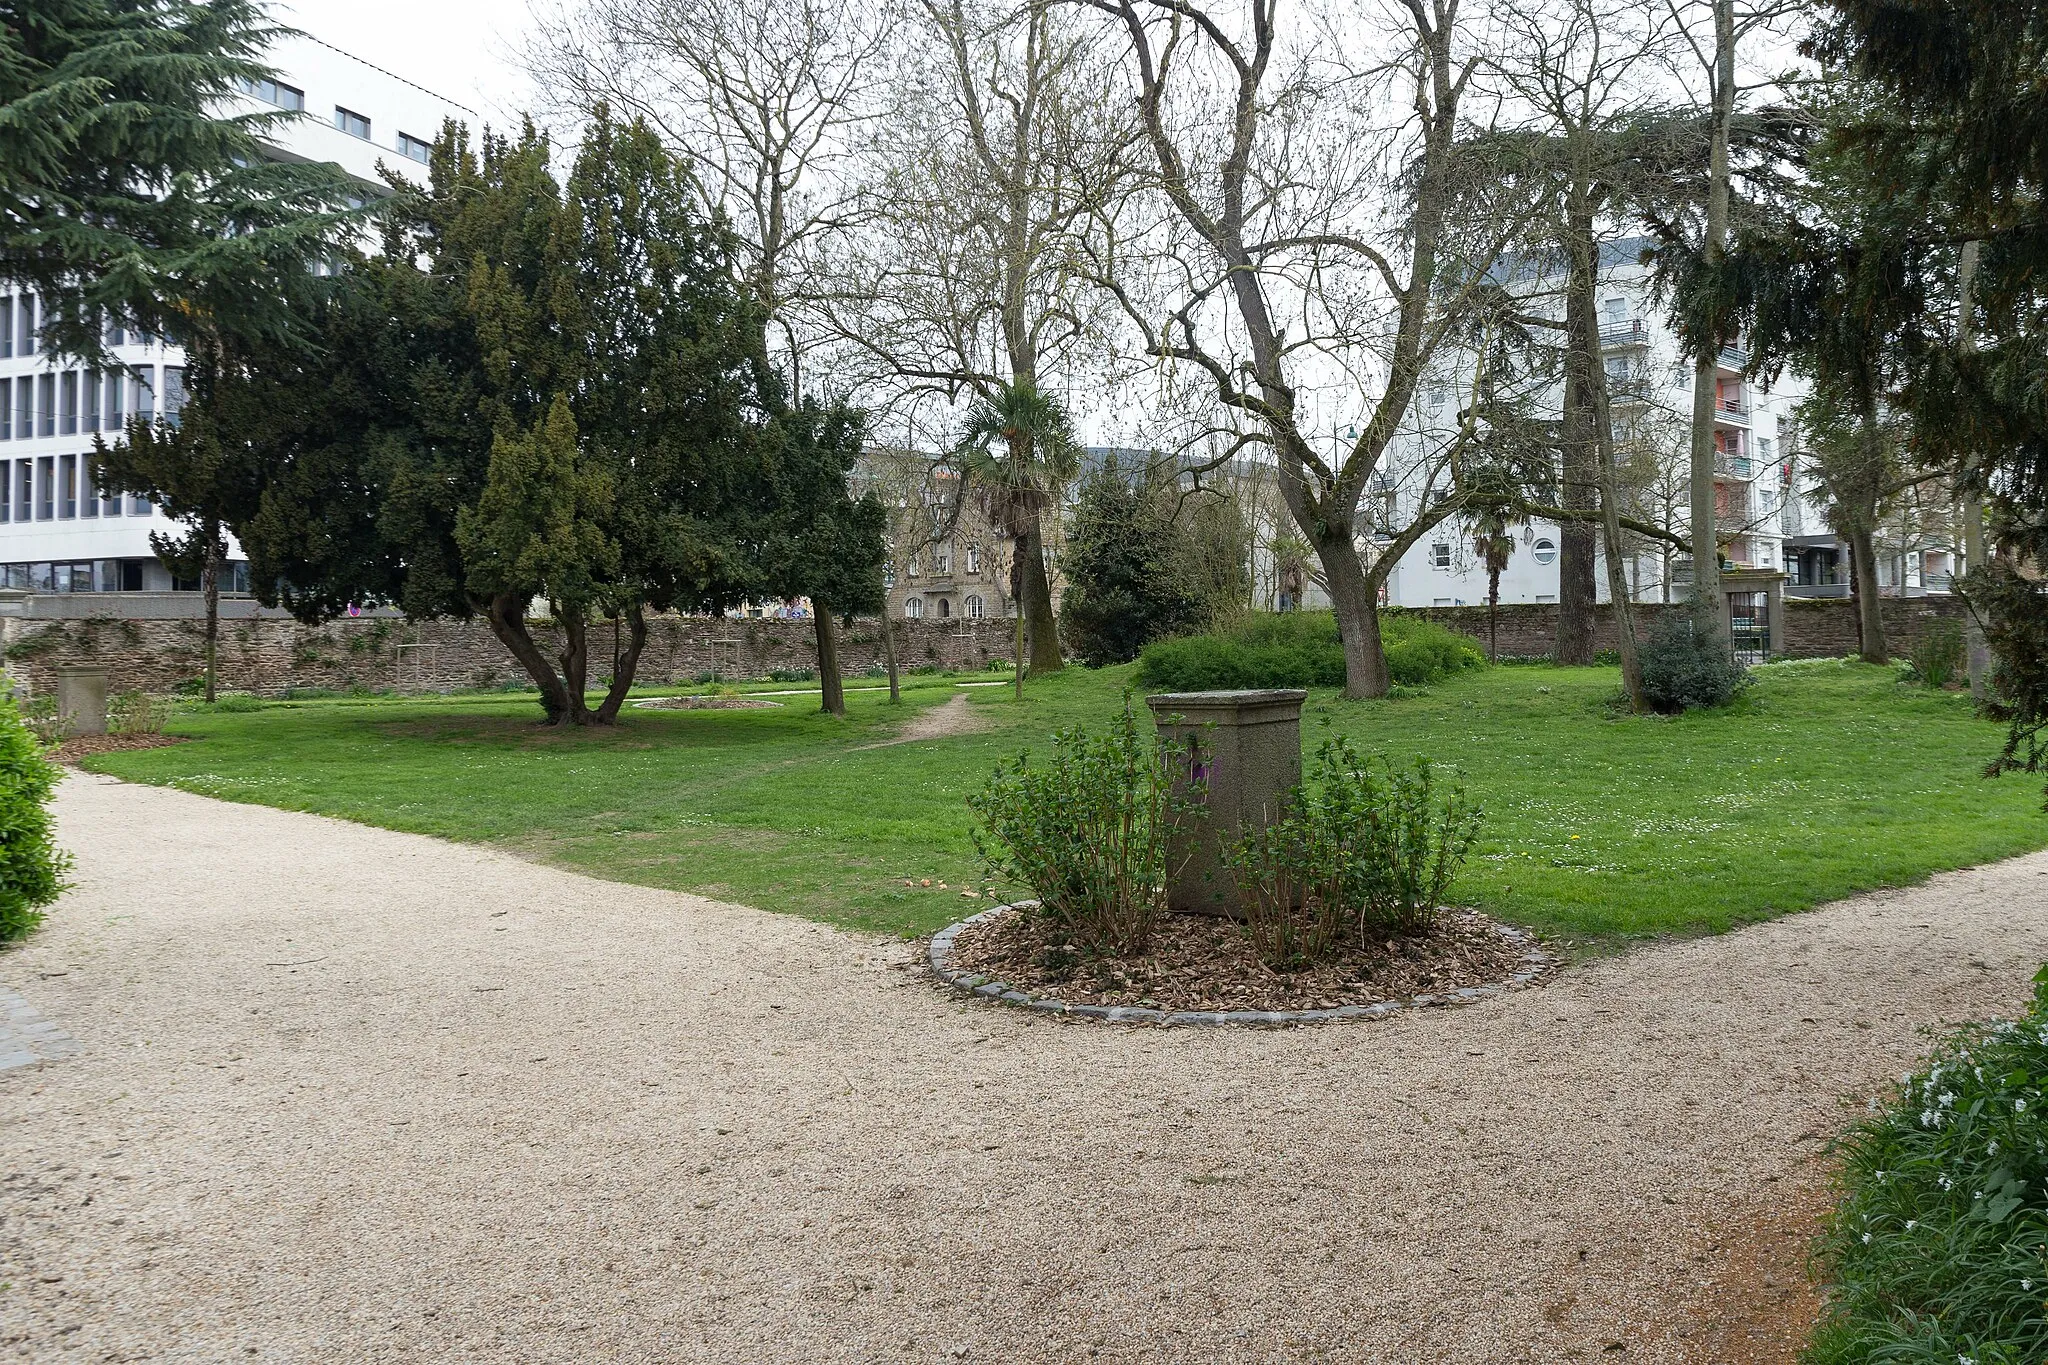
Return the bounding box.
[54,666,108,737]
[1145,689,1307,917]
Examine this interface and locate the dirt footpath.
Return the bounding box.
[4,774,2045,1364]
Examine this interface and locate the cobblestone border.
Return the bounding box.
[927,902,1557,1026]
[0,986,81,1071]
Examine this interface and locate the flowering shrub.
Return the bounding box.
[1808,966,2048,1364]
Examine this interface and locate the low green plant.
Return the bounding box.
[204,693,266,713]
[0,695,71,941]
[967,698,1197,957]
[109,690,177,734]
[19,695,67,746]
[1638,615,1751,713]
[766,667,815,682]
[1806,966,2048,1365]
[1222,741,1482,967]
[1137,610,1485,692]
[1910,619,1968,690]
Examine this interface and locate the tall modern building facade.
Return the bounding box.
[0,35,469,596]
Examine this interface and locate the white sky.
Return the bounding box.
[274,0,542,128]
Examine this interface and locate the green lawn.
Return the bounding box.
[81,659,2048,944]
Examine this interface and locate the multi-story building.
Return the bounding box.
[1371,236,1807,609]
[856,449,1020,623]
[0,35,470,596]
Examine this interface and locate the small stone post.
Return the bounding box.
[1145,689,1307,917]
[54,666,109,737]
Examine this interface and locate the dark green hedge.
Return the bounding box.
[1137,611,1486,691]
[0,695,69,942]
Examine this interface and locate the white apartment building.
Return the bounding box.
[1372,236,1807,609]
[0,35,470,595]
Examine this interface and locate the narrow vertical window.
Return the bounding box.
[14,461,28,521]
[0,295,11,358]
[104,366,123,431]
[58,454,75,518]
[59,372,77,435]
[0,378,9,440]
[0,460,10,521]
[37,374,54,437]
[130,367,154,420]
[35,456,53,519]
[82,372,99,433]
[162,367,186,428]
[80,461,97,519]
[19,294,35,356]
[14,377,28,439]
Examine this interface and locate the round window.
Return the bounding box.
[1532,538,1558,565]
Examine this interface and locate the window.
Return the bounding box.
[36,374,54,437]
[59,372,77,435]
[0,379,8,440]
[34,456,52,519]
[13,377,28,440]
[965,594,984,619]
[882,562,896,588]
[934,542,952,574]
[905,553,919,577]
[80,462,97,519]
[965,543,980,574]
[1605,355,1630,379]
[1535,593,1557,603]
[130,367,155,421]
[335,107,371,139]
[397,132,432,163]
[162,367,186,428]
[104,314,125,349]
[1430,542,1451,570]
[1601,296,1627,323]
[240,77,305,111]
[58,454,75,518]
[0,295,10,358]
[0,462,8,521]
[18,293,34,356]
[1426,385,1447,409]
[937,597,951,619]
[13,462,27,521]
[1433,597,1452,607]
[101,477,121,518]
[104,370,123,432]
[1532,537,1558,565]
[904,596,924,619]
[1758,436,1775,461]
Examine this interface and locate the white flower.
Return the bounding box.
[2026,1279,2035,1291]
[2018,1099,2028,1113]
[1862,1232,1873,1244]
[1988,1140,2000,1154]
[1906,1220,1918,1230]
[1940,1175,1955,1191]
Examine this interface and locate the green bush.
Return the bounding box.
[0,695,71,942]
[204,693,266,713]
[1638,615,1750,713]
[1137,611,1485,691]
[109,690,177,734]
[766,667,815,682]
[967,699,1197,957]
[1910,619,1968,690]
[1222,741,1481,967]
[1806,966,2048,1365]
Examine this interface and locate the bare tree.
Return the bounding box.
[1079,0,1540,698]
[824,0,1133,676]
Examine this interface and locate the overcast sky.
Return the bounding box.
[275,0,542,127]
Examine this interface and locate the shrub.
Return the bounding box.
[1223,741,1482,968]
[109,690,176,734]
[967,698,1197,957]
[1137,610,1485,692]
[1637,615,1750,713]
[205,693,266,713]
[0,695,71,942]
[19,695,67,746]
[1806,966,2048,1365]
[766,667,815,682]
[1910,619,1968,690]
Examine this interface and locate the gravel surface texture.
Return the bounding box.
[4,774,2047,1363]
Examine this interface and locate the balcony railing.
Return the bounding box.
[1714,454,1755,479]
[1600,319,1650,347]
[1715,396,1751,425]
[1717,342,1748,369]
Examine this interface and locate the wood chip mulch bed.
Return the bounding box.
[50,733,189,765]
[631,696,785,711]
[943,905,1544,1015]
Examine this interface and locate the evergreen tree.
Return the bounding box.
[1,0,361,361]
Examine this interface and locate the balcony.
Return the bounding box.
[1714,394,1751,426]
[1714,454,1756,480]
[1600,318,1650,348]
[1717,342,1748,370]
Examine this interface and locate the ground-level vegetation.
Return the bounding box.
[82,659,2048,943]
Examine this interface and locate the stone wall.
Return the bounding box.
[0,593,1967,697]
[1409,594,1969,662]
[0,608,1017,698]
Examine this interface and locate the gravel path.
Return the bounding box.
[4,774,2047,1363]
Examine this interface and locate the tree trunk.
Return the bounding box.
[1019,520,1062,676]
[1848,526,1886,664]
[879,609,902,703]
[480,592,576,723]
[813,604,845,716]
[557,608,594,724]
[1566,202,1645,709]
[1011,535,1027,700]
[201,520,220,704]
[1687,0,1737,650]
[1556,279,1599,666]
[592,602,648,724]
[1956,239,1992,699]
[1320,532,1389,698]
[1487,568,1500,663]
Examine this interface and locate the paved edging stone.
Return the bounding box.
[928,902,1558,1026]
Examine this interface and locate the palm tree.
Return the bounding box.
[954,382,1080,678]
[1468,507,1519,662]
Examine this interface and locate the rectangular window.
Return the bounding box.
[240,76,305,111]
[129,492,150,517]
[94,559,118,592]
[0,461,9,521]
[14,376,29,441]
[397,131,432,163]
[57,454,75,518]
[130,367,154,421]
[37,374,54,437]
[103,313,125,349]
[101,476,121,517]
[80,462,97,519]
[34,456,53,519]
[1430,542,1452,570]
[19,293,34,356]
[0,378,8,440]
[104,366,124,431]
[0,295,10,358]
[29,562,52,592]
[14,462,27,522]
[119,560,143,590]
[335,107,371,139]
[81,372,99,433]
[59,371,77,435]
[161,366,186,427]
